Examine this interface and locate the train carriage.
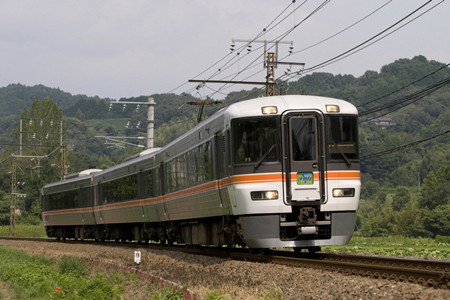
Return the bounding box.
[42,95,360,250]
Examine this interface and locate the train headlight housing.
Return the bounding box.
[332,188,355,197]
[326,105,340,112]
[251,190,278,200]
[261,106,278,114]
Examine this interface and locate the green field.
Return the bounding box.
[324,235,450,259]
[0,224,46,238]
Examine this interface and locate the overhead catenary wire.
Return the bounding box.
[360,76,450,119]
[279,0,441,82]
[283,0,393,59]
[361,129,450,160]
[357,63,450,109]
[205,0,331,99]
[169,0,300,97]
[300,0,434,73]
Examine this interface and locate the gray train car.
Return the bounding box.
[42,95,360,250]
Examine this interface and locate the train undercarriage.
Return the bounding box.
[45,207,352,253]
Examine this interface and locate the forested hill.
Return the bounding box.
[0,55,449,237]
[0,55,448,183]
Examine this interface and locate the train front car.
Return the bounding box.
[227,95,360,250]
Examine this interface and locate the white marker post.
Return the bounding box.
[134,251,141,266]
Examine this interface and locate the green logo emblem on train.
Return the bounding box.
[297,172,314,185]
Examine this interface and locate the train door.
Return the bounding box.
[282,112,325,204]
[215,132,229,208]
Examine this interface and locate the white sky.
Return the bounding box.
[0,0,448,100]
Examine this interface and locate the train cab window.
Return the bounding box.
[326,115,359,160]
[232,117,279,164]
[290,117,317,161]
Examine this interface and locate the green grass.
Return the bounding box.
[0,246,121,299]
[0,224,47,238]
[323,236,450,259]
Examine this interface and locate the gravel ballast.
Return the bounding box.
[1,240,448,299]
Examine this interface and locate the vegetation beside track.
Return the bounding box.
[0,224,46,238]
[324,235,450,259]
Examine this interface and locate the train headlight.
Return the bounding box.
[326,105,340,112]
[251,190,278,200]
[332,188,355,197]
[261,106,278,114]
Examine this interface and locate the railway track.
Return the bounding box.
[2,237,449,289]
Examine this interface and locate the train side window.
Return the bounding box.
[141,170,153,198]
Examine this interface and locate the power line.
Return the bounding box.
[360,77,450,120]
[284,0,393,58]
[203,0,330,99]
[171,0,299,97]
[357,63,450,109]
[361,129,450,160]
[279,0,441,81]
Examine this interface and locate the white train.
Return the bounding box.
[42,95,360,251]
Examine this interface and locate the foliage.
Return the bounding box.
[148,284,184,300]
[324,236,450,259]
[0,246,121,299]
[419,164,450,210]
[0,224,46,237]
[204,291,230,300]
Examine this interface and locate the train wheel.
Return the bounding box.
[308,246,321,254]
[293,247,303,253]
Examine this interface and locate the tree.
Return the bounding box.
[392,186,411,211]
[421,205,450,237]
[419,165,450,210]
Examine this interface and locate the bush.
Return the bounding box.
[435,235,450,244]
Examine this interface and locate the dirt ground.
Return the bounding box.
[1,240,449,299]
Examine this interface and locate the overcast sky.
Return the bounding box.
[0,0,448,100]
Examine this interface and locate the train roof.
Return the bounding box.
[225,95,358,118]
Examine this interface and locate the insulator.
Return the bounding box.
[29,120,33,126]
[122,104,127,111]
[50,120,54,127]
[40,119,43,126]
[135,104,140,112]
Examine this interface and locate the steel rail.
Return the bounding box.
[1,237,448,288]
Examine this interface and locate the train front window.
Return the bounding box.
[327,115,359,161]
[232,117,279,165]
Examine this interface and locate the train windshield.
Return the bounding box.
[232,117,279,165]
[326,115,359,161]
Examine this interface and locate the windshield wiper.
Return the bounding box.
[331,140,352,167]
[254,144,276,170]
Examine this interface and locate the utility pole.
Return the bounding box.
[9,118,65,236]
[189,39,304,97]
[10,157,16,237]
[106,97,155,149]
